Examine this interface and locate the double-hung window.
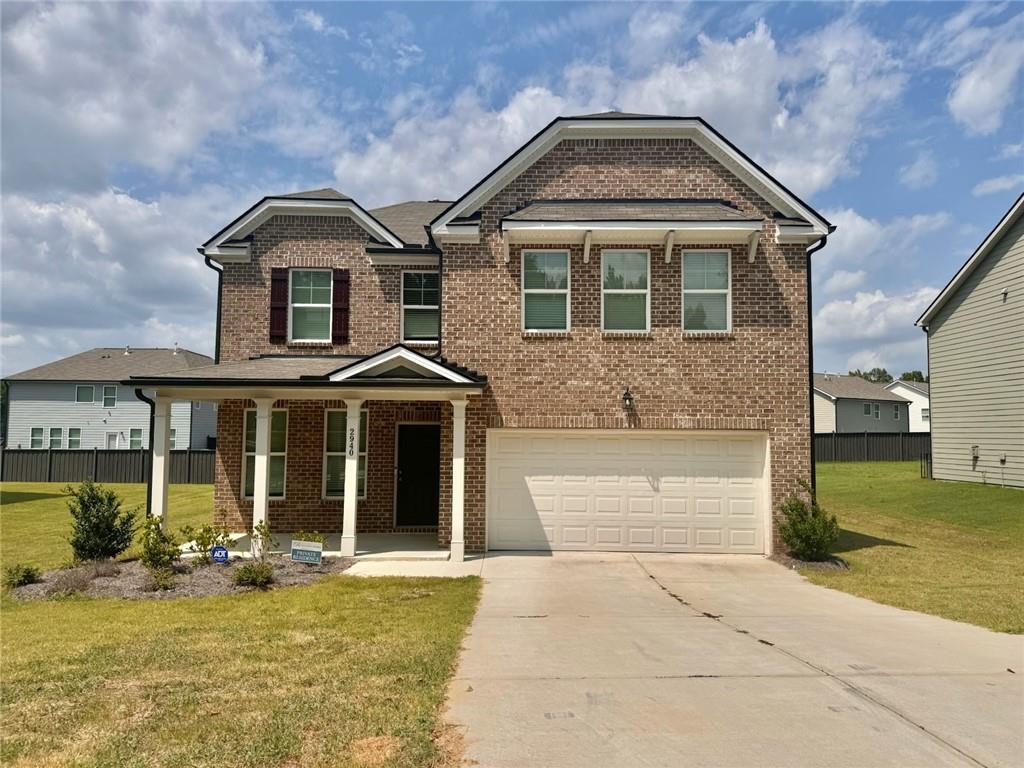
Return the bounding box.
[76,385,94,403]
[323,409,368,498]
[522,250,570,331]
[863,402,880,419]
[602,250,649,332]
[401,272,440,343]
[289,269,332,342]
[893,404,900,420]
[130,428,143,449]
[682,251,730,332]
[103,385,117,408]
[922,408,930,422]
[49,428,63,449]
[243,410,287,498]
[30,428,43,449]
[169,429,177,450]
[68,428,82,449]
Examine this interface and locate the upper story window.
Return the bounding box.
[522,250,570,332]
[76,385,94,403]
[290,269,333,342]
[402,271,440,344]
[863,402,880,419]
[682,251,730,332]
[602,250,649,332]
[103,385,117,408]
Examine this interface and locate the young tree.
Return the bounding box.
[848,367,893,384]
[899,370,928,383]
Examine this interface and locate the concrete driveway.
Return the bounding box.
[446,553,1024,768]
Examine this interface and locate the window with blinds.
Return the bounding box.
[323,409,368,498]
[682,251,730,332]
[289,270,332,342]
[522,250,569,331]
[401,272,439,343]
[602,250,649,332]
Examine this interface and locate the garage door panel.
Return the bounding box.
[487,430,767,554]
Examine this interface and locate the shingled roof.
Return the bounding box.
[369,200,451,246]
[814,374,909,402]
[6,347,213,381]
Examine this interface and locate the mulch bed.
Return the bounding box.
[11,555,355,602]
[769,553,849,572]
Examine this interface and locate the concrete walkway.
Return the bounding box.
[447,553,1024,768]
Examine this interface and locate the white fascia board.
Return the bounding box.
[210,199,404,250]
[203,244,252,263]
[328,347,475,384]
[503,220,762,233]
[777,224,824,244]
[431,118,831,236]
[812,388,837,401]
[917,193,1024,326]
[367,253,440,267]
[432,222,480,241]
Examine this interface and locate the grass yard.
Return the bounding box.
[1,482,213,570]
[1,575,480,768]
[811,462,1024,634]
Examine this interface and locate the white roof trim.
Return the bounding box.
[431,118,831,237]
[502,220,762,233]
[328,347,476,384]
[917,193,1024,326]
[206,199,403,261]
[367,253,439,267]
[812,388,837,401]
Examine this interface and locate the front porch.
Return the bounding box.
[134,345,487,562]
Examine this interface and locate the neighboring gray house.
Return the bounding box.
[884,380,930,432]
[813,373,909,433]
[4,347,216,450]
[916,193,1023,488]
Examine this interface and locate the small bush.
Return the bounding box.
[140,517,181,571]
[66,480,136,562]
[180,523,233,565]
[250,520,277,562]
[778,483,840,562]
[3,564,41,590]
[291,531,326,545]
[86,560,120,578]
[46,567,95,597]
[146,567,177,592]
[233,561,275,589]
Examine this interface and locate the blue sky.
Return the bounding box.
[2,1,1022,376]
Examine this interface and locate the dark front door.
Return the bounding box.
[395,424,441,527]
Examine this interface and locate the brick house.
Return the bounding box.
[129,112,833,560]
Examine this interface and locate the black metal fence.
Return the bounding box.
[0,449,214,484]
[814,432,931,463]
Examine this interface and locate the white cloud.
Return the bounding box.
[972,174,1024,196]
[816,208,951,273]
[1000,142,1024,159]
[823,270,866,295]
[352,12,424,75]
[295,9,348,38]
[898,151,939,189]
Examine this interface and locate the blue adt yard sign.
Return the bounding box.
[211,545,229,564]
[291,540,323,565]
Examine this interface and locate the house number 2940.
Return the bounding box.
[347,426,357,458]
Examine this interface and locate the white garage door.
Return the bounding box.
[487,430,769,553]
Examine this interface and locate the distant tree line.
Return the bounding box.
[847,368,928,384]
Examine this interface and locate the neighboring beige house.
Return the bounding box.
[812,373,909,433]
[916,193,1023,488]
[884,380,930,432]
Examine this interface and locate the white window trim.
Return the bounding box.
[75,384,94,404]
[922,408,930,421]
[106,431,119,449]
[288,268,333,344]
[601,249,651,333]
[521,249,571,333]
[129,428,144,449]
[49,427,63,449]
[322,408,369,500]
[893,404,900,420]
[242,408,288,500]
[68,427,82,449]
[102,385,117,408]
[31,427,44,449]
[400,270,440,345]
[169,428,177,450]
[681,249,732,333]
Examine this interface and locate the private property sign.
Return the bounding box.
[290,540,323,565]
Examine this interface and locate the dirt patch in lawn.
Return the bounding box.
[11,555,355,601]
[769,553,849,572]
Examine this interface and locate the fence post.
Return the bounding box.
[863,432,868,462]
[92,447,99,480]
[140,448,146,483]
[46,448,53,482]
[186,447,192,484]
[899,432,904,461]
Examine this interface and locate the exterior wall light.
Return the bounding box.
[622,387,634,409]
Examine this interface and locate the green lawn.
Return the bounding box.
[1,482,213,570]
[811,462,1024,634]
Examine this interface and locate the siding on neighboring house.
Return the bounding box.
[928,213,1024,488]
[5,382,216,450]
[835,398,909,433]
[813,391,836,433]
[886,382,931,432]
[187,401,218,449]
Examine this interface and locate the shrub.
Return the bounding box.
[3,564,41,590]
[66,480,136,562]
[46,567,95,597]
[250,520,277,562]
[180,523,234,565]
[291,531,326,545]
[146,567,177,592]
[140,517,181,571]
[777,483,840,562]
[87,560,120,578]
[233,561,275,589]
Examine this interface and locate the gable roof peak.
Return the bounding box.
[277,187,351,201]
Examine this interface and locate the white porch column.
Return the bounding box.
[340,399,363,557]
[251,398,274,556]
[151,396,172,528]
[450,399,467,562]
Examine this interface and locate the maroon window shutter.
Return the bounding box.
[269,268,289,343]
[332,268,350,344]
